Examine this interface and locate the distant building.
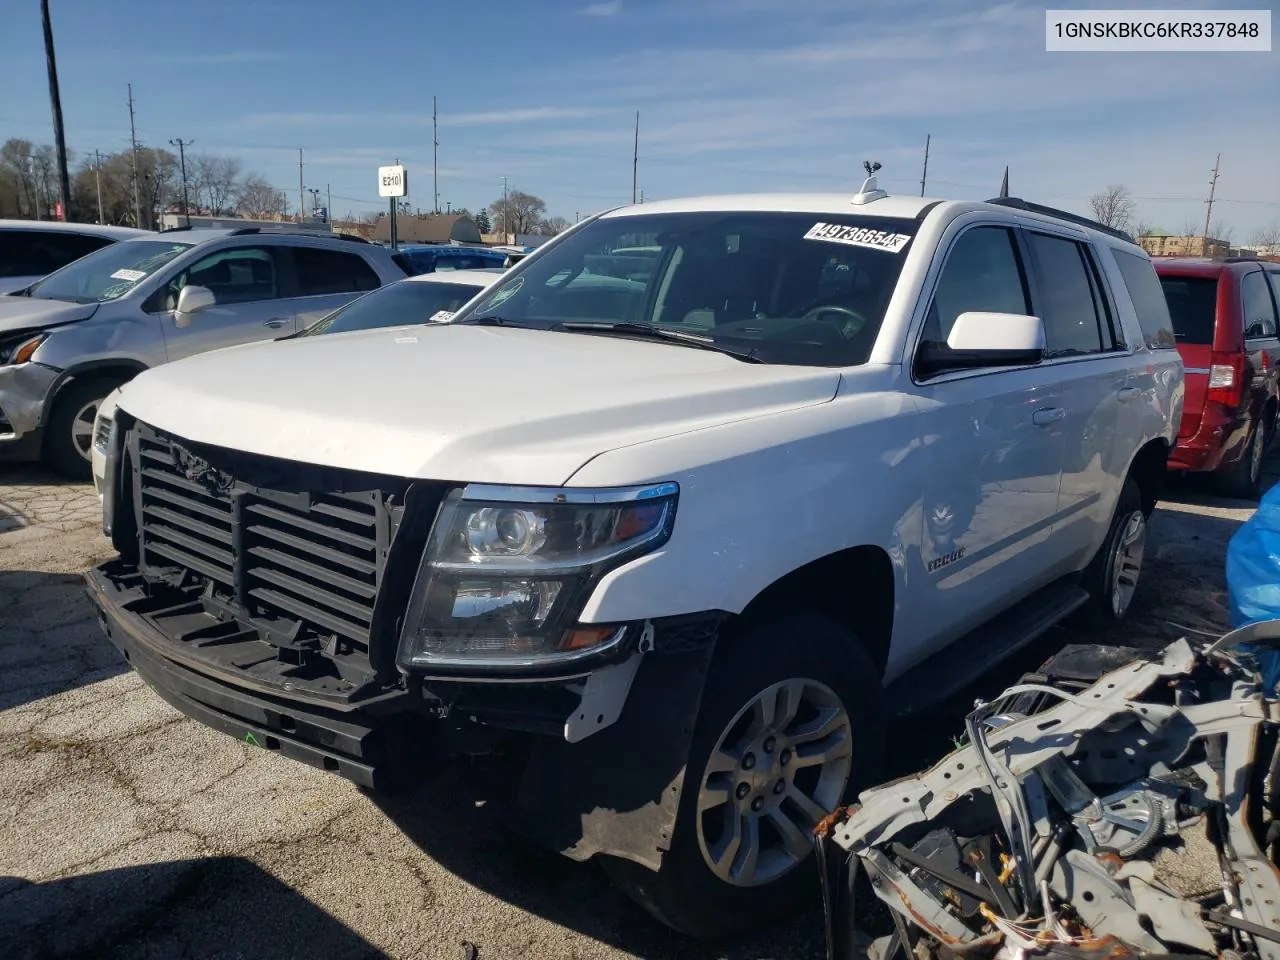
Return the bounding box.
[371,214,481,245]
[1137,229,1230,259]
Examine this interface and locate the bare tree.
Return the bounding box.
[236,173,288,219]
[189,153,242,214]
[1088,185,1135,233]
[538,215,571,236]
[1209,220,1234,243]
[1179,219,1201,238]
[1133,221,1154,239]
[489,189,546,237]
[1250,220,1280,255]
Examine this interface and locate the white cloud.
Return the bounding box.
[446,107,608,126]
[580,0,622,15]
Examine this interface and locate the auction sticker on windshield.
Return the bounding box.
[110,268,147,282]
[804,223,912,253]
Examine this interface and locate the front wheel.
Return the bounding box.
[44,377,121,479]
[601,612,884,940]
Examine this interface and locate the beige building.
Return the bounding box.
[1137,229,1230,259]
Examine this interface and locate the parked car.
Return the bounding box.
[0,227,406,475]
[88,270,505,495]
[87,186,1180,939]
[1157,257,1280,498]
[0,219,149,295]
[396,244,507,275]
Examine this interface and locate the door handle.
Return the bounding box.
[1032,407,1066,426]
[1117,386,1141,402]
[263,318,289,328]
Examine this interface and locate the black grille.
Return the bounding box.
[134,426,402,658]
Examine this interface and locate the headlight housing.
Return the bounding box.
[397,482,678,670]
[92,413,114,457]
[0,332,46,366]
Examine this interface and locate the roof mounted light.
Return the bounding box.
[852,160,887,205]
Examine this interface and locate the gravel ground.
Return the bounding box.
[0,458,1275,960]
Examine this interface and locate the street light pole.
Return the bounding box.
[169,138,193,227]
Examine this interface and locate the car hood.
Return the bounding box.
[0,296,98,334]
[118,324,841,485]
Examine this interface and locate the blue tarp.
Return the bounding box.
[1225,482,1280,690]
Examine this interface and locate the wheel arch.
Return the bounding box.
[730,544,895,677]
[1126,437,1170,518]
[44,360,148,426]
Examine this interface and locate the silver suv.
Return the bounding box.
[0,227,406,475]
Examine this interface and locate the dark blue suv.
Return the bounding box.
[397,244,507,275]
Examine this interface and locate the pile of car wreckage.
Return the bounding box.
[816,621,1280,960]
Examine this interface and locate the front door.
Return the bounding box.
[159,245,294,362]
[905,224,1067,655]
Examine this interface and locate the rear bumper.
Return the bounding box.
[85,563,412,789]
[1168,412,1251,474]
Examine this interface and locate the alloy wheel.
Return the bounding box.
[70,399,100,462]
[1110,510,1146,619]
[1249,426,1266,486]
[695,678,852,887]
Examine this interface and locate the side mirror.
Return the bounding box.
[916,312,1045,380]
[174,285,215,328]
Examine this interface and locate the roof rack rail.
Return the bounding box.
[159,225,193,233]
[986,196,1134,243]
[1225,255,1260,262]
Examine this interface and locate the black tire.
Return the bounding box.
[1215,420,1267,501]
[601,612,885,940]
[43,377,120,479]
[1078,477,1146,626]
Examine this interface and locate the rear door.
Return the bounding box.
[1159,272,1219,439]
[157,245,295,361]
[1021,228,1134,572]
[284,244,383,329]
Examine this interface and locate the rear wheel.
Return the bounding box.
[1079,477,1146,625]
[43,377,120,479]
[601,612,884,939]
[1215,420,1267,500]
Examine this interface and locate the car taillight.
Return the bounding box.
[1207,352,1245,407]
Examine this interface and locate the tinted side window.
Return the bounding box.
[0,230,113,278]
[1114,250,1176,349]
[1241,270,1278,339]
[164,246,282,308]
[922,226,1029,342]
[293,247,381,295]
[1026,232,1106,357]
[1269,272,1280,324]
[1159,275,1216,345]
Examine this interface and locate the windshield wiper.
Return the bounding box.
[555,321,763,363]
[462,315,531,327]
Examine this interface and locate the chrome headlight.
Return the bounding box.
[397,482,678,669]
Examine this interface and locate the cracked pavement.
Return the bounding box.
[1,461,1274,959]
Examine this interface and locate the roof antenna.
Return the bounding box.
[852,160,887,205]
[998,166,1010,199]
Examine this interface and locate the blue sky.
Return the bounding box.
[1,0,1276,236]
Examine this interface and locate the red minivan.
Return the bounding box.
[1157,258,1280,498]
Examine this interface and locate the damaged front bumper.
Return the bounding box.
[0,361,57,458]
[817,625,1280,960]
[85,558,720,870]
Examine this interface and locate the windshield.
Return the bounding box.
[27,239,192,304]
[297,278,489,336]
[1159,275,1218,344]
[457,211,916,366]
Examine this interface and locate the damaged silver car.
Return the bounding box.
[817,622,1280,960]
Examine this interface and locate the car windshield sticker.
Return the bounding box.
[481,276,523,311]
[804,223,912,254]
[109,268,147,282]
[430,310,455,323]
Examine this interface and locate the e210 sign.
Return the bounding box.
[378,164,408,198]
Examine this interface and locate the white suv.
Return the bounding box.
[86,181,1181,938]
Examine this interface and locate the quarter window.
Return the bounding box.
[1241,270,1278,339]
[293,247,380,295]
[921,226,1029,343]
[1026,233,1108,357]
[1116,250,1176,349]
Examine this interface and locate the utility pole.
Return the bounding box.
[93,149,104,224]
[631,110,639,205]
[919,134,931,197]
[639,188,644,204]
[433,95,439,214]
[327,183,331,222]
[1202,153,1221,239]
[40,0,71,220]
[169,138,192,227]
[127,83,141,228]
[502,175,510,243]
[297,149,305,223]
